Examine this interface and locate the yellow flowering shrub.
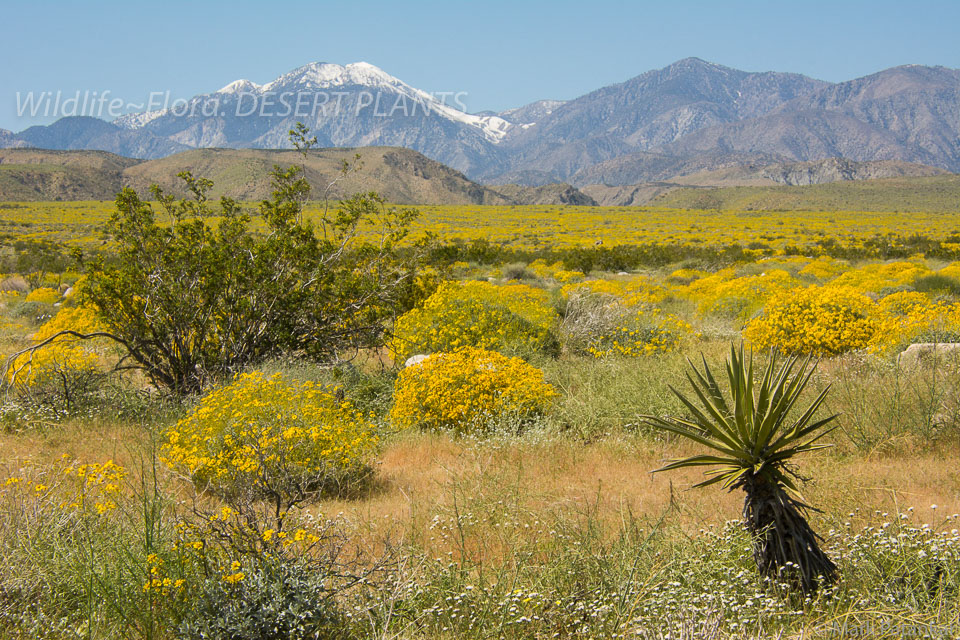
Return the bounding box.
[799,257,849,281]
[827,261,930,292]
[666,268,710,284]
[584,306,691,357]
[390,281,559,363]
[562,276,667,306]
[161,371,379,499]
[390,347,557,434]
[5,305,108,397]
[683,269,800,320]
[744,286,879,355]
[872,300,960,352]
[938,262,960,280]
[5,345,100,389]
[32,305,106,341]
[877,291,931,316]
[528,260,585,283]
[24,287,60,304]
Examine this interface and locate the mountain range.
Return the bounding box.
[2,58,958,188]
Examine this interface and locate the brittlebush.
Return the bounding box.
[390,347,557,434]
[744,286,879,355]
[873,296,960,350]
[24,287,61,304]
[390,281,559,363]
[161,372,378,500]
[681,269,799,320]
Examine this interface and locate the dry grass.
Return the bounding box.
[302,432,960,560]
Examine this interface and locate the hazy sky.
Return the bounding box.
[2,0,959,131]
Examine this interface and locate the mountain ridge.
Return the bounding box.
[0,146,596,205]
[3,59,959,184]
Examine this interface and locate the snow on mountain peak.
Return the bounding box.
[114,61,514,143]
[218,79,263,94]
[262,61,404,91]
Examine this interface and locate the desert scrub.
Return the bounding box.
[177,553,347,640]
[681,268,800,320]
[161,371,379,501]
[390,347,557,434]
[560,278,689,357]
[744,285,879,355]
[389,280,560,363]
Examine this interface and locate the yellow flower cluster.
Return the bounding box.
[161,372,378,498]
[528,259,584,283]
[828,260,930,292]
[1,455,126,517]
[798,256,849,281]
[744,286,880,355]
[32,305,105,340]
[61,458,127,513]
[681,269,800,320]
[390,281,559,362]
[585,306,691,358]
[24,287,61,304]
[873,297,960,350]
[143,553,186,594]
[390,347,557,434]
[561,278,688,357]
[561,276,667,306]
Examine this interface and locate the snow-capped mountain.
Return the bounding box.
[109,62,512,173]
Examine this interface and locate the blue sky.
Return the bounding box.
[2,0,959,131]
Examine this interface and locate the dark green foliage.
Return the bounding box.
[913,273,960,296]
[176,556,346,640]
[78,128,421,395]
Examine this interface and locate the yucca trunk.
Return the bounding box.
[741,473,838,593]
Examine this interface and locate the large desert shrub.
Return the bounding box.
[390,281,559,363]
[43,126,422,395]
[390,347,557,434]
[161,371,379,504]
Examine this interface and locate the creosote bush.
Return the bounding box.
[390,347,557,434]
[161,371,379,503]
[58,125,422,396]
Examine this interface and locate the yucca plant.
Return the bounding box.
[643,344,839,592]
